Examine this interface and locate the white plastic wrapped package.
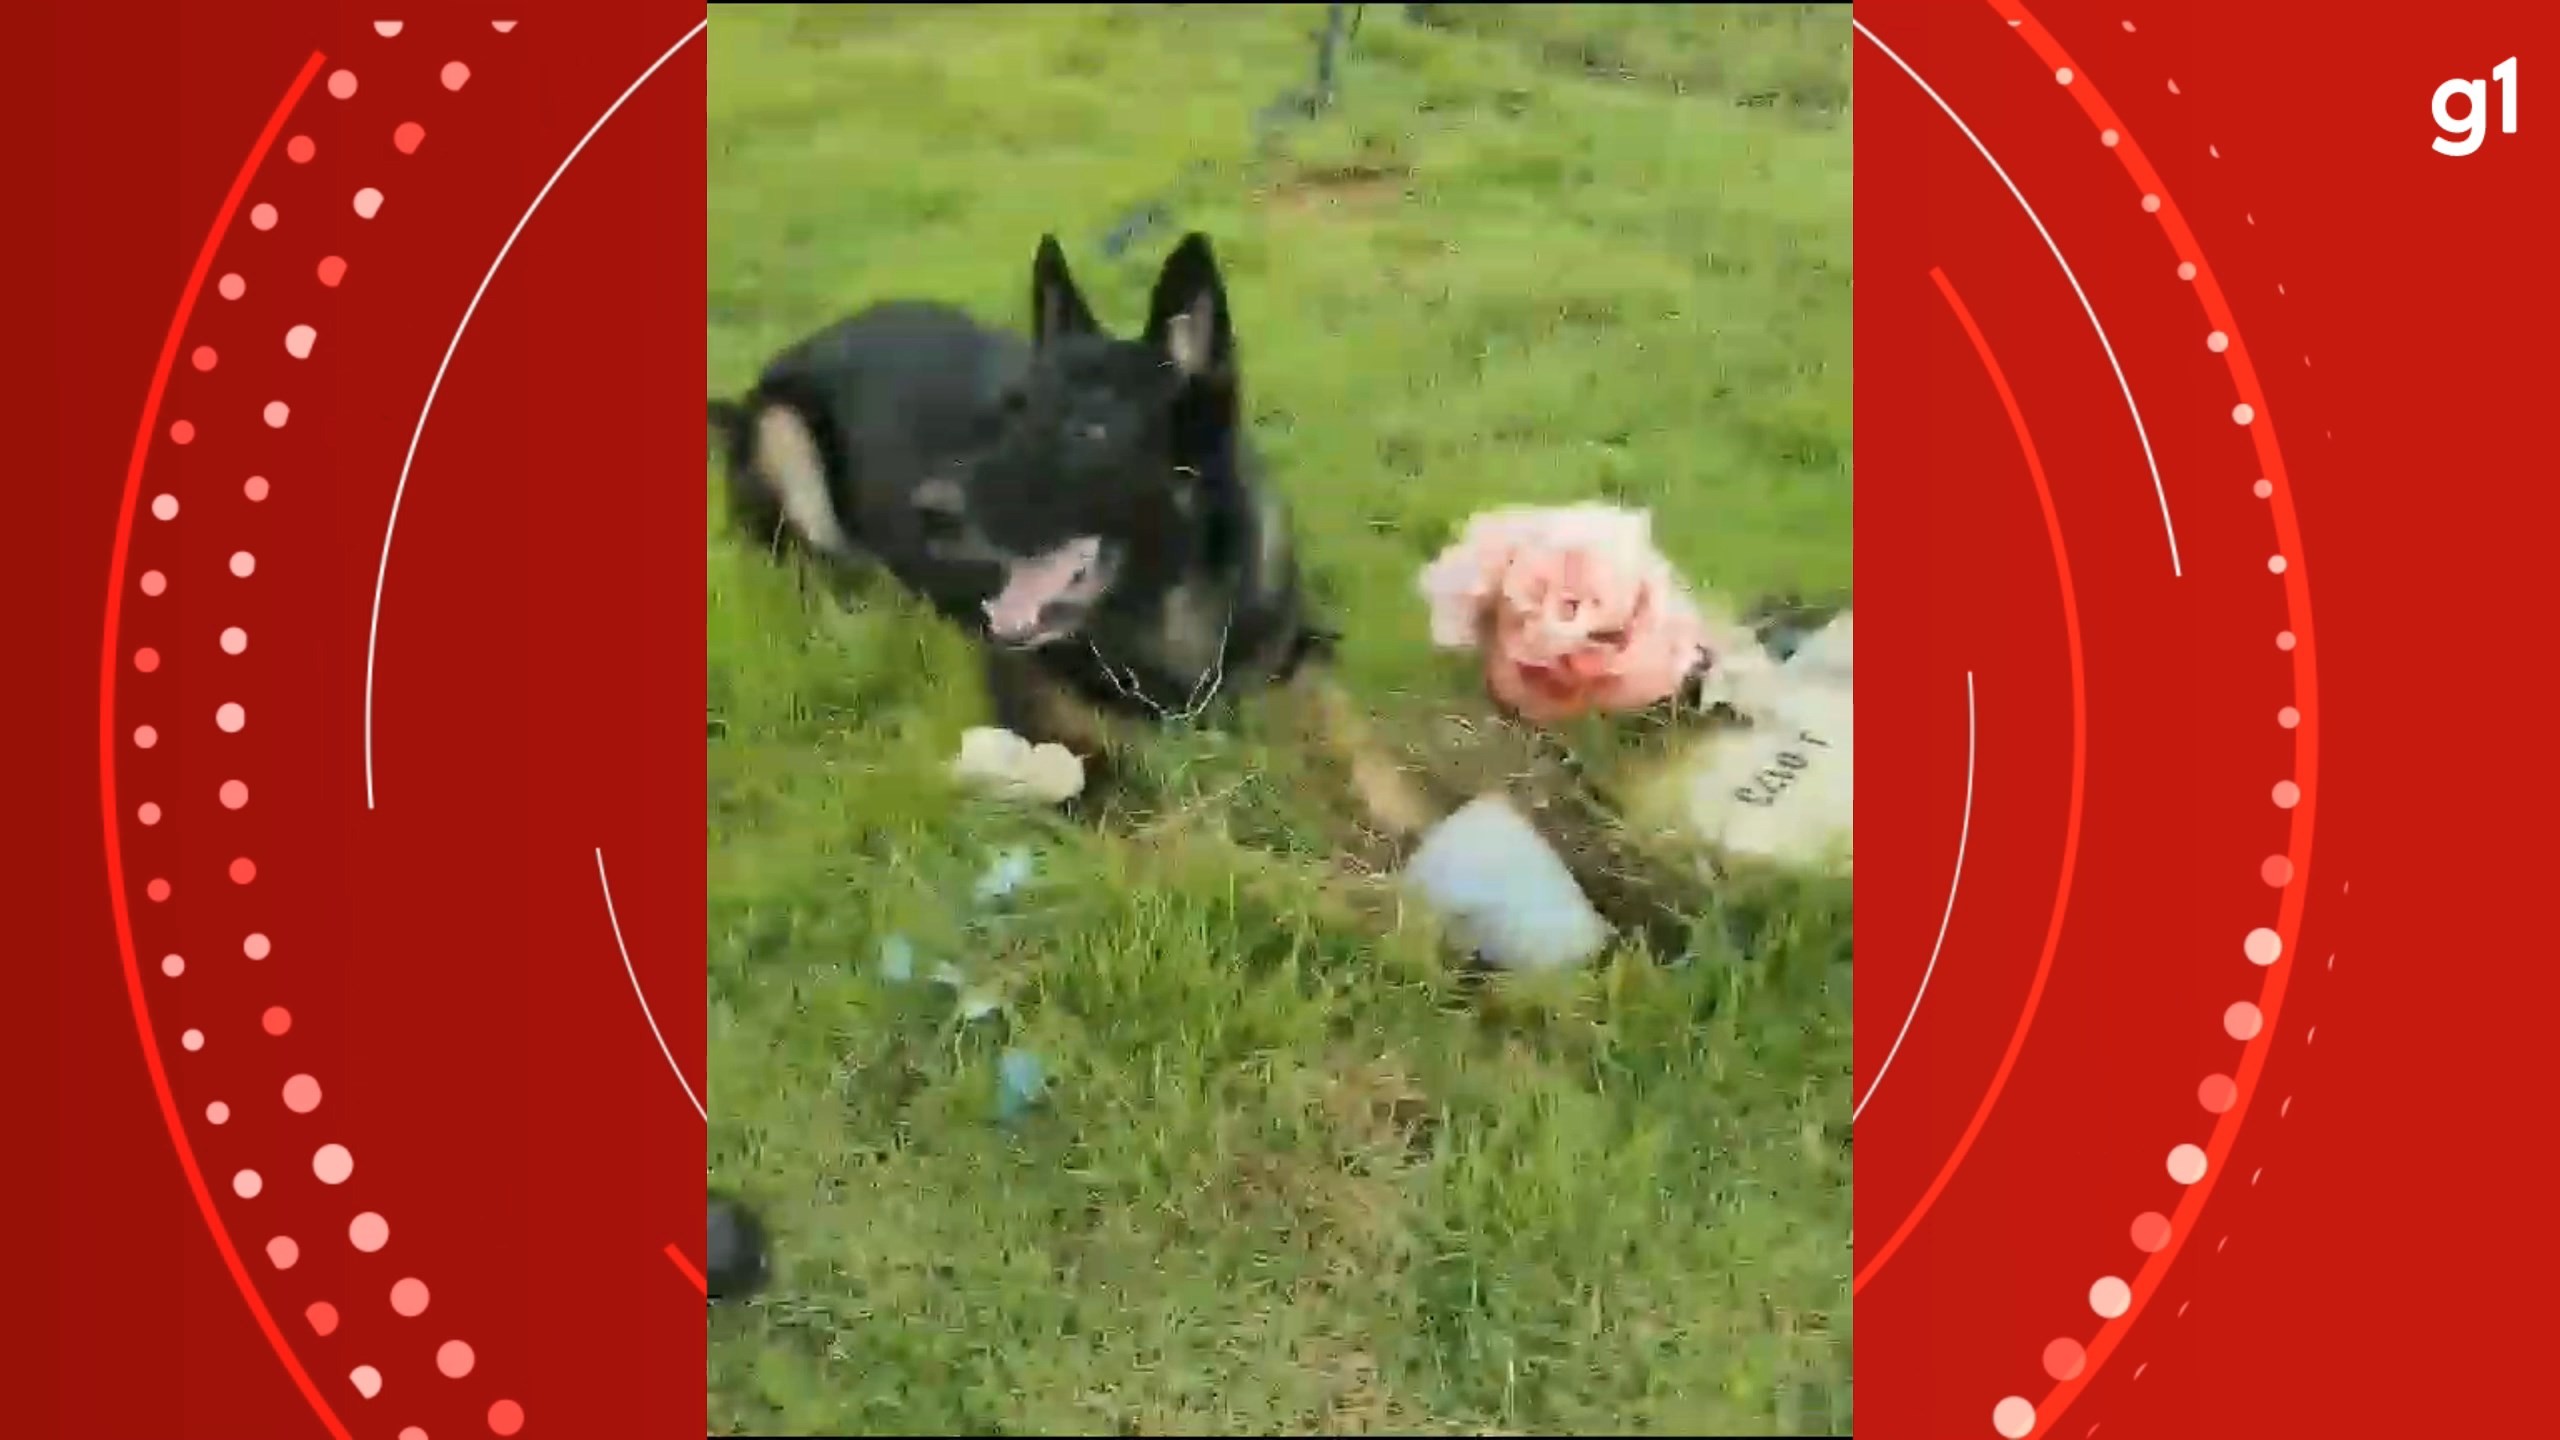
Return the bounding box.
[1662,612,1853,874]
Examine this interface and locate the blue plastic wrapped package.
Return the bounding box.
[975,846,1037,904]
[1401,794,1612,971]
[996,1049,1047,1122]
[877,934,917,982]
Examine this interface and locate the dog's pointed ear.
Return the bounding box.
[1143,232,1233,381]
[1031,234,1098,349]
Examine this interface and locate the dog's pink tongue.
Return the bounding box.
[984,538,1098,638]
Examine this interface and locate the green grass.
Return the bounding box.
[707,6,1852,1434]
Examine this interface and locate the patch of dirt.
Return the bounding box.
[1198,1056,1439,1314]
[1406,5,1848,123]
[1399,706,1715,962]
[1242,668,1718,961]
[1319,1052,1437,1164]
[1288,1335,1402,1435]
[1233,1150,1399,1245]
[1260,160,1416,214]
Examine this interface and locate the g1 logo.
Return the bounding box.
[2434,57,2517,157]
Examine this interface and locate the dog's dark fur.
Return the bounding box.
[710,234,1354,780]
[705,1190,768,1303]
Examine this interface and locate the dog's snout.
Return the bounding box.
[914,476,967,524]
[985,600,1080,649]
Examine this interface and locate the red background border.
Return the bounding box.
[22,6,705,1437]
[1855,2,2555,1436]
[17,2,2560,1436]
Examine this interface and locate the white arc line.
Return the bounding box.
[1853,671,1975,1124]
[596,848,706,1123]
[1855,19,2183,577]
[364,19,707,808]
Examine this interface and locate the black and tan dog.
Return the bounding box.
[709,231,1433,831]
[706,237,1453,1306]
[702,238,1812,1299]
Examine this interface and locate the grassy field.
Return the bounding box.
[706,5,1852,1434]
